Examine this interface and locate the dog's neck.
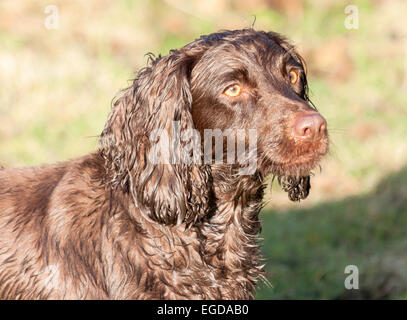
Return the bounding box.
[198,164,266,297]
[210,164,265,201]
[193,164,266,234]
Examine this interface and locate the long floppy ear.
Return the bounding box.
[99,49,213,225]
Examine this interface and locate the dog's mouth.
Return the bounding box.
[277,137,329,174]
[264,149,326,179]
[281,151,319,167]
[261,139,328,202]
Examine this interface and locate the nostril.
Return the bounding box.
[319,120,327,133]
[316,116,327,135]
[303,127,312,136]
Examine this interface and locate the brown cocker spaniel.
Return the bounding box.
[0,29,328,299]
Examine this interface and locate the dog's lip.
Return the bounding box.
[285,138,329,164]
[281,151,317,167]
[279,145,328,168]
[263,141,328,174]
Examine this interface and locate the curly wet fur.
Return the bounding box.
[0,29,328,299]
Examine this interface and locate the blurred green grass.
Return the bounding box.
[1,0,407,299]
[257,166,407,299]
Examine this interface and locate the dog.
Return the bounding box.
[0,29,328,299]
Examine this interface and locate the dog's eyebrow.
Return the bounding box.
[278,47,304,72]
[286,56,303,69]
[221,68,249,83]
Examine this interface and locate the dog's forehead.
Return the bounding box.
[196,37,302,73]
[204,36,282,58]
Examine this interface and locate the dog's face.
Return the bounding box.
[191,31,329,182]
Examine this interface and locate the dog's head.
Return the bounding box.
[191,30,329,200]
[99,29,329,225]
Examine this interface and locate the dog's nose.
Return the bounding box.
[293,113,327,140]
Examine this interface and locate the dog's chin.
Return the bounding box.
[276,157,319,178]
[260,152,326,202]
[262,154,319,179]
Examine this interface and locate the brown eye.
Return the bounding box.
[224,84,241,97]
[289,70,299,84]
